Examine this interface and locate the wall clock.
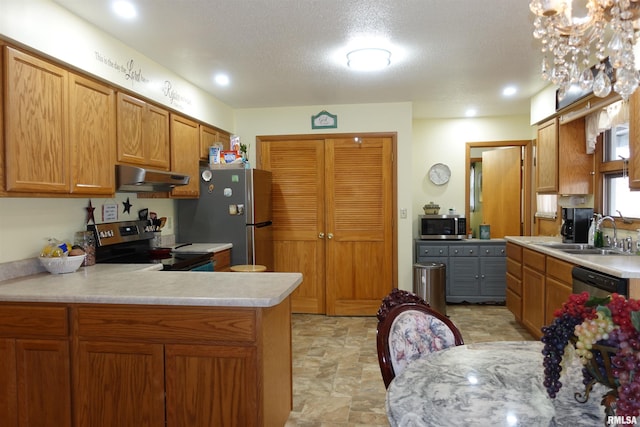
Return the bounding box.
[428,163,451,185]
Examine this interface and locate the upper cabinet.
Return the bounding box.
[199,124,231,161]
[4,47,70,193]
[628,91,640,190]
[536,117,592,195]
[116,93,170,170]
[170,114,200,198]
[69,74,116,194]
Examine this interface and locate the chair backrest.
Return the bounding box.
[376,289,464,388]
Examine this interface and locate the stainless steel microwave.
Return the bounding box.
[419,215,467,240]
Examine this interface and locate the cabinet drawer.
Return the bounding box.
[416,245,448,257]
[523,248,546,272]
[506,273,522,295]
[506,288,522,321]
[76,305,257,343]
[546,256,574,284]
[506,243,522,262]
[449,245,478,256]
[506,258,522,280]
[480,245,506,257]
[0,304,68,338]
[212,249,231,271]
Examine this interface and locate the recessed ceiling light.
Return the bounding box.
[502,86,517,97]
[112,1,137,20]
[465,108,477,117]
[214,73,230,86]
[347,48,391,71]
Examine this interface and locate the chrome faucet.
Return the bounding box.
[597,216,618,248]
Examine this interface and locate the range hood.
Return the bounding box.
[116,165,190,193]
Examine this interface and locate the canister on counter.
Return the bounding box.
[74,231,96,266]
[479,224,491,240]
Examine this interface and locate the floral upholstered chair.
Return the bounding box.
[376,288,464,388]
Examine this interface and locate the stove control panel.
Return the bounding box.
[88,220,153,246]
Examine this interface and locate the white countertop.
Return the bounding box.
[0,263,302,308]
[172,243,233,253]
[505,236,640,279]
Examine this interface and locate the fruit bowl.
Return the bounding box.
[39,255,86,274]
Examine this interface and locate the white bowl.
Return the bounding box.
[39,255,86,274]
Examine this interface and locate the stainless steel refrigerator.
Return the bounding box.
[176,167,273,271]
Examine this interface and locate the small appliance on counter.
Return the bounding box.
[560,207,594,243]
[419,214,467,240]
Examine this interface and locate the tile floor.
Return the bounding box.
[285,303,535,426]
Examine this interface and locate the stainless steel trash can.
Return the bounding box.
[413,262,447,316]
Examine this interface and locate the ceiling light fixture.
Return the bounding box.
[530,0,640,101]
[347,48,391,71]
[465,108,477,117]
[502,86,517,97]
[112,0,137,19]
[214,73,230,86]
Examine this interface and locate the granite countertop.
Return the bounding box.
[505,236,640,279]
[386,341,607,426]
[0,263,302,308]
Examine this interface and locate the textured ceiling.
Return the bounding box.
[52,0,548,119]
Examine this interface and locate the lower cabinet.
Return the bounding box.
[415,240,506,303]
[212,248,231,272]
[1,299,292,427]
[505,242,523,321]
[545,256,575,325]
[0,305,71,427]
[522,248,546,339]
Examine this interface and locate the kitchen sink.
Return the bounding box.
[560,248,633,256]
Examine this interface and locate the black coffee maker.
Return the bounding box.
[560,207,594,243]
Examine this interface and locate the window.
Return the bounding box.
[601,124,640,218]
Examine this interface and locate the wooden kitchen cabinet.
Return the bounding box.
[536,117,592,194]
[199,124,231,161]
[505,242,523,321]
[170,113,200,198]
[522,248,546,339]
[117,92,170,170]
[73,300,291,427]
[69,73,117,194]
[0,304,71,427]
[212,248,231,272]
[545,256,575,325]
[4,46,70,193]
[629,90,640,190]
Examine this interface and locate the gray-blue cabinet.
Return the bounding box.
[415,240,506,303]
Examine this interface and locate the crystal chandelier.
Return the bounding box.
[530,0,640,100]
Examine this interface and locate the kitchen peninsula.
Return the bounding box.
[0,264,303,427]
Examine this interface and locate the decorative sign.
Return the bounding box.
[102,204,118,222]
[311,110,338,129]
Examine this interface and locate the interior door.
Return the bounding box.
[259,139,326,314]
[324,137,394,315]
[482,147,522,238]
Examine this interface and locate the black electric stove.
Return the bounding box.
[88,220,212,271]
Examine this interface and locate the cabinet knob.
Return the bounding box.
[424,249,429,254]
[439,250,444,254]
[327,233,334,239]
[319,233,325,239]
[454,249,459,254]
[469,250,474,254]
[485,249,490,254]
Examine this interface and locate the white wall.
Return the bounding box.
[235,102,415,289]
[412,116,537,238]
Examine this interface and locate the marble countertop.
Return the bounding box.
[386,341,608,426]
[0,263,302,308]
[505,236,640,279]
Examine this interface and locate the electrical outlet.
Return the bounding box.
[400,208,407,219]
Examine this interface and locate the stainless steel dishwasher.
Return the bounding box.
[571,265,628,298]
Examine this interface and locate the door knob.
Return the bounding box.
[319,233,325,239]
[327,233,334,239]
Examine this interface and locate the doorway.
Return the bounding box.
[465,141,533,238]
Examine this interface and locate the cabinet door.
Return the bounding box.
[479,257,507,297]
[170,114,200,198]
[0,339,17,427]
[116,92,146,165]
[16,339,72,427]
[448,257,479,296]
[522,265,546,339]
[558,118,592,194]
[545,276,572,325]
[165,344,258,427]
[75,341,165,427]
[629,90,640,189]
[4,47,69,193]
[69,74,116,194]
[536,118,558,193]
[145,103,170,169]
